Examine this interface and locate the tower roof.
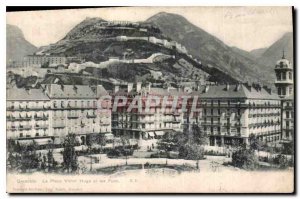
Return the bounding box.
[275,51,292,70]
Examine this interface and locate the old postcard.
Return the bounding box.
[6,6,294,193]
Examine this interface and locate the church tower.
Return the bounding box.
[274,50,293,98]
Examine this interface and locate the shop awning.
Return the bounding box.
[155,131,165,136]
[105,133,114,140]
[148,132,155,137]
[17,139,33,146]
[34,138,53,146]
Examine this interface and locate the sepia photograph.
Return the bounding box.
[5,6,295,193]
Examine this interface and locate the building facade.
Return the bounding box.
[44,84,112,145]
[192,84,281,147]
[111,83,184,143]
[7,84,111,147]
[274,53,294,142]
[7,88,52,147]
[23,55,68,67]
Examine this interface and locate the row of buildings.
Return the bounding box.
[6,55,294,149]
[7,84,112,148]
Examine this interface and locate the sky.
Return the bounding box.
[6,7,293,51]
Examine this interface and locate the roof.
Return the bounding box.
[7,88,50,101]
[46,84,108,99]
[192,84,280,100]
[275,59,293,69]
[113,87,186,97]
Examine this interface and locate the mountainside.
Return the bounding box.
[146,12,275,85]
[40,17,238,84]
[257,32,293,67]
[6,24,37,65]
[231,46,256,61]
[249,47,267,58]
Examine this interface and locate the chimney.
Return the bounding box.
[26,88,31,95]
[73,85,78,93]
[235,83,241,91]
[226,83,230,91]
[114,85,120,93]
[136,82,142,93]
[204,85,209,93]
[60,84,64,91]
[263,85,272,95]
[127,83,133,93]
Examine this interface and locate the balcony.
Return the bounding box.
[7,116,32,122]
[275,79,293,84]
[35,125,48,130]
[86,114,97,119]
[7,126,17,131]
[53,124,65,129]
[34,115,48,121]
[67,115,79,119]
[18,125,32,130]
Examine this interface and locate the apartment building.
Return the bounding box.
[7,84,111,147]
[192,84,281,147]
[111,83,185,143]
[7,88,52,147]
[44,84,111,145]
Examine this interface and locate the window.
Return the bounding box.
[211,109,213,116]
[278,87,281,95]
[289,72,292,80]
[286,111,289,119]
[282,88,286,96]
[218,109,221,115]
[204,109,207,115]
[19,133,23,137]
[210,127,213,133]
[289,87,293,95]
[283,72,286,80]
[211,118,213,124]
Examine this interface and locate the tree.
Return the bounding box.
[41,61,49,68]
[99,134,107,153]
[191,124,208,146]
[120,135,130,165]
[249,134,262,151]
[179,143,204,160]
[19,142,40,173]
[231,148,258,170]
[62,134,78,173]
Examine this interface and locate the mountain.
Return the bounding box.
[249,47,267,58]
[6,24,37,65]
[146,12,276,84]
[257,32,293,67]
[40,17,238,84]
[231,46,256,61]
